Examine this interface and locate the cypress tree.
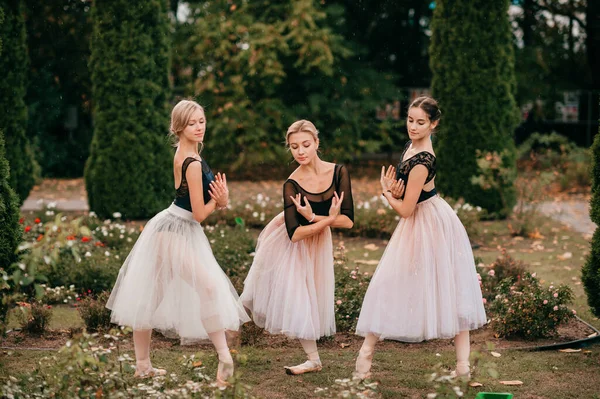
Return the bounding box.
[583,99,600,317]
[0,0,36,203]
[85,0,172,219]
[429,0,519,217]
[0,6,22,269]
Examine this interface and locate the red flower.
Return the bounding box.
[24,226,31,233]
[95,241,105,247]
[36,234,44,242]
[19,217,24,224]
[66,235,76,241]
[76,297,81,301]
[34,218,41,224]
[81,236,91,242]
[88,289,92,293]
[46,305,52,309]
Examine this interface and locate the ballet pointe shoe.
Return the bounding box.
[284,359,323,375]
[450,361,471,380]
[352,348,373,380]
[216,360,234,388]
[134,366,167,378]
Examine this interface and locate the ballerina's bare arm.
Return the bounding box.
[383,165,428,218]
[186,161,220,223]
[289,192,344,243]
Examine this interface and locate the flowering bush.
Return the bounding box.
[77,291,113,332]
[1,329,256,398]
[477,249,527,304]
[334,246,371,332]
[15,301,53,334]
[489,272,574,339]
[39,284,79,305]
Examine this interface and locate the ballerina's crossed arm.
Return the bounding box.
[186,161,229,223]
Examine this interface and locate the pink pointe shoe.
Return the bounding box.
[216,360,234,388]
[284,359,323,375]
[352,348,373,380]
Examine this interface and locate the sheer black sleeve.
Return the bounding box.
[336,165,354,222]
[283,181,301,240]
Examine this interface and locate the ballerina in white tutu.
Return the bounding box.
[106,100,250,384]
[240,120,354,375]
[354,96,487,380]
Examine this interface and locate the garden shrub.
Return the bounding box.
[15,300,52,334]
[77,291,112,332]
[334,245,371,332]
[489,272,574,339]
[430,0,519,217]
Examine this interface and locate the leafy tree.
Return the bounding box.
[85,0,172,219]
[583,98,600,317]
[24,0,93,177]
[173,0,398,175]
[0,6,22,270]
[0,0,37,203]
[430,0,520,217]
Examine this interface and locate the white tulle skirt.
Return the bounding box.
[106,204,250,344]
[240,212,335,340]
[356,195,487,342]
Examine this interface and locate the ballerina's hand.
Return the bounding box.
[289,193,313,220]
[209,173,228,208]
[328,191,344,218]
[390,178,405,199]
[380,165,396,192]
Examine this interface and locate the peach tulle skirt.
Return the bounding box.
[356,195,487,342]
[241,212,335,340]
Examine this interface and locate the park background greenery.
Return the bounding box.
[1,0,600,398]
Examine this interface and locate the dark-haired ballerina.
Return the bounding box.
[354,96,487,380]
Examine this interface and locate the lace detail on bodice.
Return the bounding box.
[396,141,436,184]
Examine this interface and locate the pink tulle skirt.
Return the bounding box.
[356,195,487,342]
[241,212,335,340]
[106,204,250,344]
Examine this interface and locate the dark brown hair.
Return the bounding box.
[409,96,442,123]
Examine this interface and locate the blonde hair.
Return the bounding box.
[169,100,205,147]
[285,120,319,147]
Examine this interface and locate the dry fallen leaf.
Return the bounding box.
[363,243,379,251]
[355,260,380,265]
[528,228,545,239]
[587,332,598,338]
[192,361,203,367]
[490,351,502,358]
[558,348,581,353]
[557,252,573,261]
[340,343,350,349]
[500,380,523,386]
[469,382,483,388]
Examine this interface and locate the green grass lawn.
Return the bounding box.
[1,213,599,398]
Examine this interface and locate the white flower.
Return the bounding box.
[257,193,264,202]
[89,211,97,218]
[115,255,120,259]
[52,225,58,232]
[61,216,67,222]
[112,212,122,219]
[119,234,124,239]
[104,251,110,257]
[47,201,57,209]
[18,263,26,271]
[127,237,132,242]
[252,211,259,218]
[45,210,55,216]
[85,251,92,257]
[363,202,370,209]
